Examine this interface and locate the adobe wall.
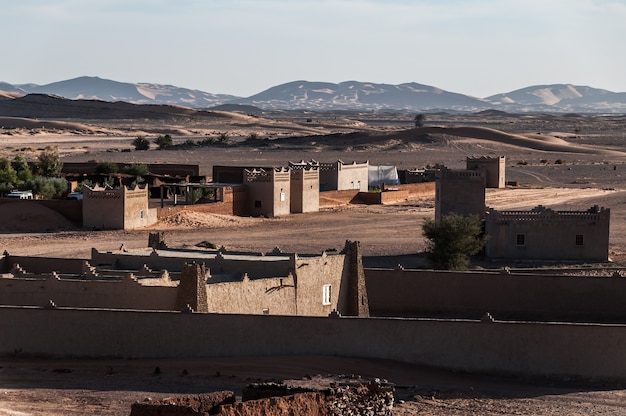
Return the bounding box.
[91,249,293,278]
[399,182,435,198]
[290,168,319,213]
[466,156,506,188]
[337,163,369,191]
[2,256,86,274]
[357,189,410,205]
[435,171,486,221]
[319,190,360,207]
[294,254,349,316]
[5,306,626,381]
[82,187,125,229]
[365,268,626,322]
[244,169,291,217]
[207,275,297,315]
[123,186,157,229]
[0,275,177,310]
[485,206,610,261]
[0,199,83,225]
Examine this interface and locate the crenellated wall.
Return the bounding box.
[485,205,610,261]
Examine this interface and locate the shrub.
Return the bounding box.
[154,134,173,149]
[95,161,118,175]
[217,132,230,143]
[123,164,150,177]
[132,136,150,150]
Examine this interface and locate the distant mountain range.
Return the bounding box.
[1,76,626,113]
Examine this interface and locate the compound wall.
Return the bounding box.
[365,268,626,322]
[3,306,626,382]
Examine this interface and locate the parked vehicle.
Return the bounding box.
[5,190,33,199]
[67,192,83,200]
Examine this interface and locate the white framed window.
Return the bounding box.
[322,284,331,305]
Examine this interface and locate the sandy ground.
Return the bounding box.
[2,356,626,415]
[4,112,626,414]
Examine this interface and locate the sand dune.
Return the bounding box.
[414,126,626,155]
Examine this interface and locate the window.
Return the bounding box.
[140,210,145,219]
[254,200,262,208]
[576,234,584,246]
[322,284,331,305]
[357,181,361,190]
[516,233,526,246]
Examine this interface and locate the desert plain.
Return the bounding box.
[3,108,626,414]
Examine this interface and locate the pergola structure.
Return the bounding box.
[158,183,241,208]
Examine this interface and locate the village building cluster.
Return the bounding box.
[0,155,622,383]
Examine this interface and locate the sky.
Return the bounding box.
[2,0,626,98]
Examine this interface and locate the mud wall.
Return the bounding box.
[0,199,82,224]
[90,250,293,278]
[2,256,86,274]
[207,275,297,315]
[365,268,626,322]
[0,276,177,310]
[3,306,626,381]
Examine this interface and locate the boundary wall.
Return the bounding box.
[319,183,434,207]
[2,306,626,381]
[0,199,82,224]
[365,268,626,322]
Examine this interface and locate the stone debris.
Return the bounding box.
[130,377,394,416]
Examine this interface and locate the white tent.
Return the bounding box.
[368,165,400,188]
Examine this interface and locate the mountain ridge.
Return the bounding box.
[1,76,626,113]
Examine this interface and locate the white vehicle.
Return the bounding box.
[5,190,33,199]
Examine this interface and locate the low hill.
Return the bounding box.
[0,94,237,120]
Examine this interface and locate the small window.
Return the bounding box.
[140,210,145,219]
[576,234,584,246]
[254,200,262,208]
[351,181,355,189]
[357,181,361,190]
[322,284,331,305]
[516,234,526,246]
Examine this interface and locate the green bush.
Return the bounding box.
[154,134,173,149]
[95,161,118,175]
[132,136,150,150]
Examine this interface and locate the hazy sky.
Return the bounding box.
[3,0,626,98]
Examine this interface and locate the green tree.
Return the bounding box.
[422,214,486,270]
[28,177,68,199]
[12,154,33,181]
[154,134,173,149]
[36,146,63,177]
[123,163,150,177]
[414,114,426,127]
[132,136,150,150]
[95,161,118,175]
[0,158,18,185]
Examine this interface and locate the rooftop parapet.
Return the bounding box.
[487,205,610,223]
